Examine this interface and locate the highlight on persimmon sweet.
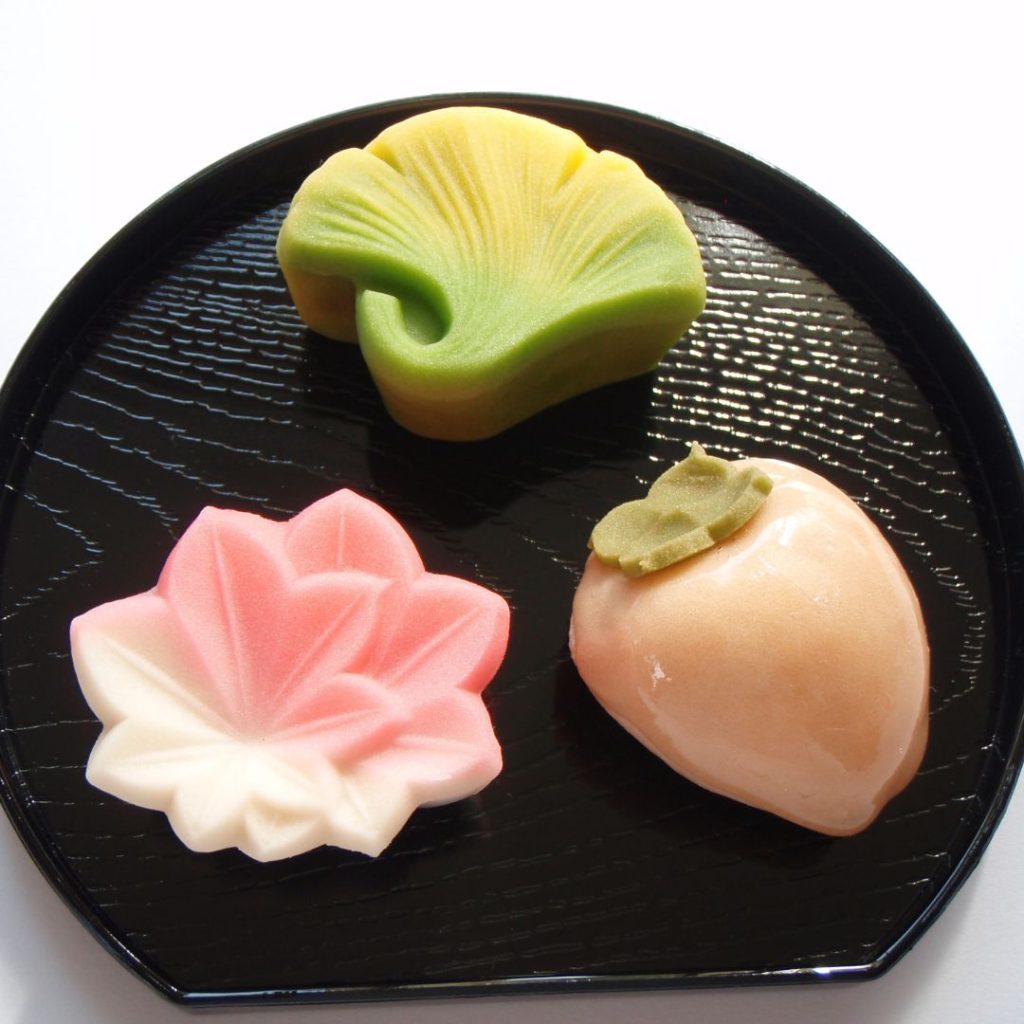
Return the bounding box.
[570,448,929,836]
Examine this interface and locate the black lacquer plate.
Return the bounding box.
[1,94,1023,1007]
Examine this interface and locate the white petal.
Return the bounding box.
[241,749,324,815]
[165,750,259,852]
[369,736,501,807]
[241,805,323,862]
[86,717,231,809]
[320,764,417,858]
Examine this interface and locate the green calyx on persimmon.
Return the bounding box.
[590,444,774,577]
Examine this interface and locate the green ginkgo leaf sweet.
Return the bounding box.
[276,106,706,440]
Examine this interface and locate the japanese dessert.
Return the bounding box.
[570,445,930,836]
[276,106,706,440]
[70,490,510,861]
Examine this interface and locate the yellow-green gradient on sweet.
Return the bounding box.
[276,107,706,440]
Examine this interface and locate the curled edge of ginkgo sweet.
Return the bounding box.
[277,106,707,441]
[69,489,510,862]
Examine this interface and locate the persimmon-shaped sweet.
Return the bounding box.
[277,106,706,440]
[70,490,510,861]
[570,450,930,836]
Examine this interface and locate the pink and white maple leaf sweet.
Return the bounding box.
[70,490,510,861]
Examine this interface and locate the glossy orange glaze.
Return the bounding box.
[569,459,929,835]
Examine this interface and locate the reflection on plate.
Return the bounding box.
[0,94,1022,1006]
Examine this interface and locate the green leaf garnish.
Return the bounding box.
[589,444,773,577]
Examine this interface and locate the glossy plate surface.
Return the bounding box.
[1,94,1022,1005]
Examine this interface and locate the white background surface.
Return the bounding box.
[1,2,1022,1021]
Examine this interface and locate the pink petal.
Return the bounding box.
[262,572,390,712]
[269,672,409,762]
[157,507,294,728]
[363,690,503,799]
[284,489,423,582]
[403,689,501,749]
[370,574,510,699]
